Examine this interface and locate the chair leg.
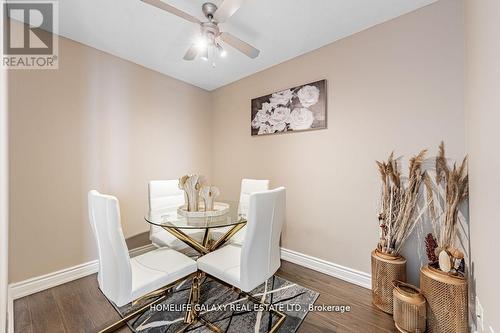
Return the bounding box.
[99,294,167,333]
[200,273,287,333]
[198,316,224,333]
[173,321,193,333]
[99,272,200,332]
[239,290,287,333]
[132,285,172,306]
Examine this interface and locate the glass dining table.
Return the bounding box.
[144,201,247,332]
[144,201,246,254]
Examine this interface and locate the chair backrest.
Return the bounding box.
[238,179,270,216]
[240,187,286,292]
[148,180,186,237]
[148,180,185,212]
[88,190,132,306]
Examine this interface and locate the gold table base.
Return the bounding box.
[176,271,286,333]
[165,223,244,333]
[161,222,246,254]
[164,223,286,333]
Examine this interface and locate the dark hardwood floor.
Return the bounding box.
[14,237,397,333]
[278,261,396,333]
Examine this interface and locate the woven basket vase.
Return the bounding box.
[392,281,426,333]
[420,265,468,333]
[371,249,407,314]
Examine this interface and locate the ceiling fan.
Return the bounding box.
[140,0,260,63]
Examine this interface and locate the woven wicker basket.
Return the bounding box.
[420,265,468,333]
[371,249,407,314]
[393,281,426,333]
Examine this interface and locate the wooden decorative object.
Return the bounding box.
[200,186,220,211]
[179,174,206,212]
[371,249,407,314]
[392,281,426,333]
[420,265,468,333]
[438,250,452,273]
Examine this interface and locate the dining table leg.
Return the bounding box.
[202,228,210,247]
[184,272,201,324]
[161,222,248,333]
[161,226,209,254]
[209,223,246,251]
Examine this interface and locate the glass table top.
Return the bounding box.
[144,201,246,229]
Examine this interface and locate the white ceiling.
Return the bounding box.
[57,0,436,90]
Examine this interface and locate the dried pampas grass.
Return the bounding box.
[376,150,429,255]
[426,142,468,250]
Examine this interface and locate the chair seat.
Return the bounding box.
[151,228,205,250]
[130,247,197,302]
[196,244,242,289]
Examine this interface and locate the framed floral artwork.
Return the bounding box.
[251,79,327,136]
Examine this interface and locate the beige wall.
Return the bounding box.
[465,0,500,331]
[212,0,465,275]
[8,35,212,283]
[8,0,469,288]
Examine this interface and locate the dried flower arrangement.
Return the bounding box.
[376,150,429,255]
[425,233,438,264]
[423,142,468,274]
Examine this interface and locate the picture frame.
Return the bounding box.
[251,79,327,136]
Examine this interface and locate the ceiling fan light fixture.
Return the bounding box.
[200,47,209,61]
[195,37,207,51]
[217,44,227,58]
[142,0,261,63]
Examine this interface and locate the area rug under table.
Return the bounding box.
[115,275,319,333]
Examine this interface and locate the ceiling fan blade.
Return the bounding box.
[141,0,201,24]
[219,32,260,58]
[214,0,246,23]
[183,44,198,60]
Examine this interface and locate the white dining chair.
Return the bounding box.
[197,187,286,292]
[148,180,203,249]
[229,178,270,245]
[88,190,197,332]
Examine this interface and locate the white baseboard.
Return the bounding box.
[6,244,157,332]
[7,259,98,333]
[280,247,372,289]
[9,260,99,301]
[8,244,157,301]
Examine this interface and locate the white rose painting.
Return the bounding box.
[251,80,326,136]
